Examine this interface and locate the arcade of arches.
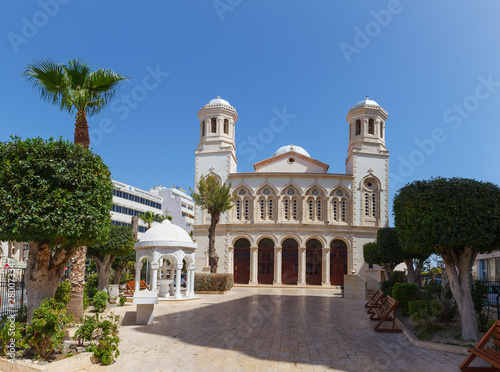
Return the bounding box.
[232,237,348,286]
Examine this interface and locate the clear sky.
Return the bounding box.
[1,1,500,225]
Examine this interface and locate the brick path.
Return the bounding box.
[89,287,467,372]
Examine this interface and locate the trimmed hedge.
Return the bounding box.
[194,273,234,292]
[392,283,419,315]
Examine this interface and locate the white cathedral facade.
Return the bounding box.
[193,97,389,286]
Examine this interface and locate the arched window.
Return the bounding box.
[333,200,338,221]
[257,187,276,221]
[355,119,361,135]
[234,188,252,221]
[284,198,290,220]
[331,189,349,223]
[201,121,205,137]
[380,123,384,138]
[368,118,374,134]
[362,178,378,221]
[224,119,229,134]
[211,117,217,133]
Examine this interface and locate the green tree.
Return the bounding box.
[111,249,135,285]
[191,175,235,273]
[0,137,113,322]
[394,177,500,341]
[23,57,128,320]
[138,211,168,229]
[87,225,135,291]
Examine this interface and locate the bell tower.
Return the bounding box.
[345,97,389,227]
[194,97,238,224]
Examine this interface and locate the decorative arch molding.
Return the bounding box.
[329,183,352,198]
[279,234,303,247]
[304,183,328,196]
[329,235,352,249]
[231,234,255,247]
[136,253,154,263]
[304,235,328,247]
[279,182,303,196]
[256,234,278,247]
[256,183,278,195]
[358,173,383,191]
[232,183,254,196]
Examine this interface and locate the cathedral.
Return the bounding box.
[193,97,389,286]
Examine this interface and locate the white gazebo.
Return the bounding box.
[134,219,197,299]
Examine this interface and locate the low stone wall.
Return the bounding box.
[0,352,94,372]
[343,275,367,300]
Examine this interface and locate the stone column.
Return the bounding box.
[322,248,331,286]
[134,262,143,292]
[273,247,282,285]
[228,247,234,274]
[190,264,196,296]
[186,264,195,297]
[298,247,306,286]
[150,262,159,293]
[175,264,182,299]
[249,247,258,285]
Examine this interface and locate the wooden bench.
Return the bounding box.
[369,295,402,333]
[460,320,500,371]
[365,290,385,314]
[125,280,150,294]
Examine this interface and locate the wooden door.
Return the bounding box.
[330,248,347,285]
[258,247,274,284]
[306,247,322,285]
[234,248,250,284]
[282,248,298,284]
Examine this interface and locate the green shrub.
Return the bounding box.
[421,281,442,301]
[381,280,393,296]
[84,273,99,301]
[73,315,97,346]
[392,283,419,315]
[93,291,108,313]
[472,280,490,332]
[433,284,457,325]
[54,281,71,305]
[118,296,126,307]
[408,300,443,338]
[194,273,234,292]
[25,298,73,360]
[0,319,24,356]
[87,314,120,365]
[390,270,407,283]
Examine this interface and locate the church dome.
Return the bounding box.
[355,96,380,107]
[273,144,310,157]
[135,219,196,249]
[207,96,231,106]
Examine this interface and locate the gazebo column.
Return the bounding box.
[134,262,143,292]
[150,262,159,293]
[298,247,306,286]
[249,247,258,285]
[187,264,196,297]
[322,248,331,286]
[273,247,282,285]
[175,263,183,299]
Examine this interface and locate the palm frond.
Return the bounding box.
[64,58,91,90]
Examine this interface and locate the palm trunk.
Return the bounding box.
[68,110,90,320]
[25,240,74,323]
[442,247,479,341]
[74,110,90,148]
[67,246,87,321]
[208,214,219,273]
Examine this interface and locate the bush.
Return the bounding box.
[472,280,491,332]
[408,300,443,337]
[0,319,24,356]
[87,314,120,365]
[93,291,108,313]
[73,315,97,346]
[381,280,393,296]
[25,298,73,360]
[194,273,234,292]
[85,273,99,302]
[390,270,407,283]
[392,283,419,315]
[54,281,71,305]
[118,296,126,307]
[433,284,457,325]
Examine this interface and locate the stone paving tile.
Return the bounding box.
[86,287,475,372]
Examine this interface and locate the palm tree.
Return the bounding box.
[23,57,128,320]
[23,57,128,148]
[138,211,168,229]
[191,175,235,273]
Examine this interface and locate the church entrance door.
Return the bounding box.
[330,240,347,285]
[234,248,250,284]
[306,239,322,285]
[258,248,274,284]
[282,248,298,284]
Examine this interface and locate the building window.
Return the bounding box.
[341,199,347,221]
[316,199,322,220]
[224,119,229,134]
[211,117,217,133]
[364,193,369,216]
[202,121,205,137]
[363,178,378,220]
[380,123,383,138]
[308,198,313,220]
[260,197,265,220]
[244,199,249,220]
[284,198,290,220]
[356,119,361,135]
[268,198,273,219]
[368,119,374,134]
[236,199,241,220]
[371,194,376,217]
[333,200,338,221]
[292,199,298,220]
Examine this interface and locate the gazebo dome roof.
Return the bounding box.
[135,220,196,249]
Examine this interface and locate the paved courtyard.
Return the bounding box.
[89,287,467,372]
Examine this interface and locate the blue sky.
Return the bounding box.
[1,1,500,225]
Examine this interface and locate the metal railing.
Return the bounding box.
[0,279,26,319]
